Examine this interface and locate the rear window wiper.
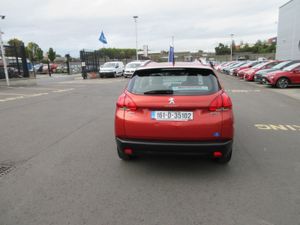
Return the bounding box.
[143,90,174,95]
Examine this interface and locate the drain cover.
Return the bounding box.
[0,165,12,177]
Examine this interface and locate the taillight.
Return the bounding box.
[221,93,232,109]
[209,93,232,111]
[116,93,126,108]
[116,93,137,111]
[209,94,222,111]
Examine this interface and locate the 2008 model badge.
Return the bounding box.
[169,97,175,104]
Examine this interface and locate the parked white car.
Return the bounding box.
[124,60,151,78]
[99,61,124,78]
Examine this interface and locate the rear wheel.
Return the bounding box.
[117,147,133,160]
[213,148,232,164]
[276,78,289,88]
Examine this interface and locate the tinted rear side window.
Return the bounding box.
[127,68,220,96]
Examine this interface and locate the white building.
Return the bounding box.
[276,0,300,60]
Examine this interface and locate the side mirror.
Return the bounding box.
[115,65,119,68]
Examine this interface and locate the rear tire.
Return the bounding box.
[117,147,132,161]
[276,77,289,89]
[213,149,232,164]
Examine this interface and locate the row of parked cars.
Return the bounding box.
[215,60,300,88]
[99,60,151,78]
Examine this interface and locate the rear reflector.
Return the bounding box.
[124,148,133,155]
[213,151,222,157]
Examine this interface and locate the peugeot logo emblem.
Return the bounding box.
[169,97,175,104]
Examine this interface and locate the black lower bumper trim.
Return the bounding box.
[116,138,233,156]
[100,72,115,77]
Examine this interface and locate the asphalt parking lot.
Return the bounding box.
[0,74,300,225]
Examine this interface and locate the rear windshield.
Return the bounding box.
[126,63,142,69]
[103,62,117,68]
[252,62,267,69]
[127,68,220,96]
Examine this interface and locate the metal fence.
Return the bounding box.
[80,50,134,73]
[0,44,29,79]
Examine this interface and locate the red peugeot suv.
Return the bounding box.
[115,62,234,163]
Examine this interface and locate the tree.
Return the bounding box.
[268,43,276,53]
[36,48,44,61]
[232,40,236,52]
[215,43,231,55]
[4,38,25,57]
[97,48,136,59]
[26,42,43,62]
[8,38,24,47]
[48,47,56,62]
[215,40,276,54]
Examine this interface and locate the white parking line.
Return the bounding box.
[0,88,74,103]
[0,92,26,96]
[60,79,125,84]
[0,93,49,102]
[52,88,74,93]
[225,89,261,93]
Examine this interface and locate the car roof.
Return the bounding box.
[105,61,123,63]
[127,61,142,64]
[139,62,212,70]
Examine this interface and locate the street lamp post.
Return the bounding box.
[230,33,234,61]
[133,16,138,60]
[0,15,9,86]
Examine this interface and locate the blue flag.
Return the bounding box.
[99,31,107,44]
[168,46,175,65]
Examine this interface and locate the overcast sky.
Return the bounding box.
[0,0,288,56]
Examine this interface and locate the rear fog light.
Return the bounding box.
[213,151,223,158]
[124,148,133,155]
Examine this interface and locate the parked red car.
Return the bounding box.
[264,63,300,88]
[115,62,234,163]
[244,61,281,81]
[233,61,260,76]
[237,67,253,78]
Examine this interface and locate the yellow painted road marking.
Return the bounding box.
[255,124,300,131]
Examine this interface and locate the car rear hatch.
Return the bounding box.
[120,68,230,141]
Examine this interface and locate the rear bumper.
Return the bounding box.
[116,138,233,156]
[254,74,262,82]
[237,73,244,78]
[124,72,134,77]
[100,72,115,77]
[264,77,274,85]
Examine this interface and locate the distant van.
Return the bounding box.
[99,61,124,78]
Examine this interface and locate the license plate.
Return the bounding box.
[151,111,193,121]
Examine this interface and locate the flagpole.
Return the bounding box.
[172,36,175,65]
[172,36,174,47]
[133,16,138,61]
